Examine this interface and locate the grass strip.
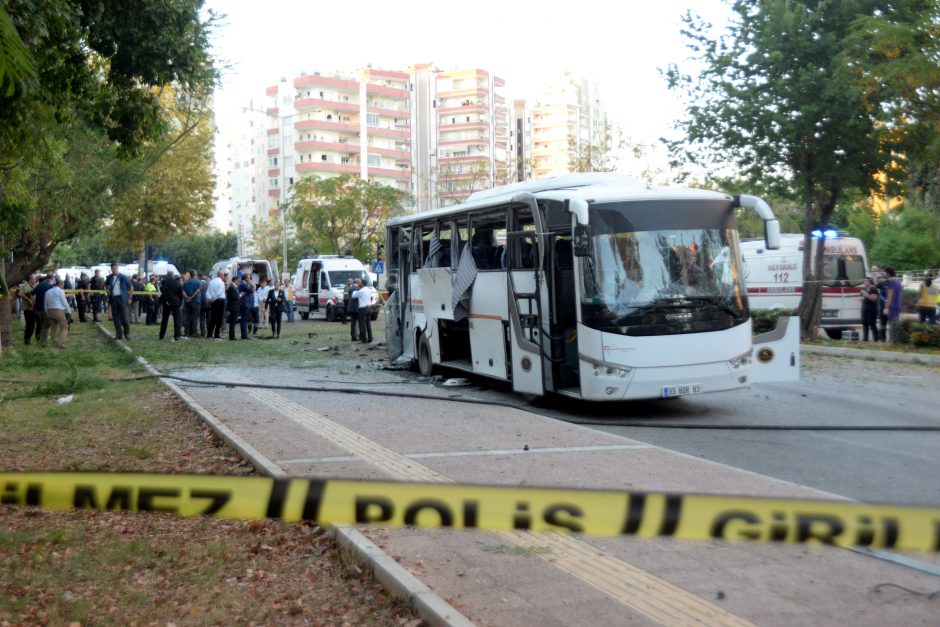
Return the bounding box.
[0,322,415,625]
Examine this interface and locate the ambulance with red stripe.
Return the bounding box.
[292,256,379,322]
[741,233,869,338]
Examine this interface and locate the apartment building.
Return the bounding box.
[225,64,512,229]
[223,103,270,255]
[528,71,608,180]
[420,67,510,209]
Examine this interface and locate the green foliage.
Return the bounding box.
[869,208,940,270]
[106,88,217,248]
[152,232,238,276]
[0,1,217,290]
[0,5,36,98]
[751,309,797,335]
[890,319,940,348]
[52,232,138,267]
[666,1,936,336]
[840,7,940,204]
[248,215,305,270]
[291,174,409,260]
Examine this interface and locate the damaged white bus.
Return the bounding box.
[384,174,799,401]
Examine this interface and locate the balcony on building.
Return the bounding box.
[295,97,360,113]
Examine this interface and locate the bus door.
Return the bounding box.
[389,227,415,360]
[308,262,321,311]
[385,228,404,363]
[507,202,545,395]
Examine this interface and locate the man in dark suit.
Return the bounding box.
[226,275,242,341]
[266,280,287,338]
[105,263,134,340]
[158,272,183,341]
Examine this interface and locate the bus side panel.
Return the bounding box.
[468,273,509,320]
[469,318,507,378]
[418,268,455,320]
[751,316,800,383]
[468,273,510,379]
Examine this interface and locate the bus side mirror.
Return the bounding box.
[573,224,593,257]
[764,219,781,250]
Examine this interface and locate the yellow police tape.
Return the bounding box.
[63,290,160,296]
[2,472,938,552]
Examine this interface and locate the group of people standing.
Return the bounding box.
[857,265,938,342]
[16,263,138,347]
[220,273,288,341]
[344,277,374,344]
[14,264,295,347]
[157,270,289,342]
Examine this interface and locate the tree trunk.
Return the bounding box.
[796,181,839,339]
[1,245,60,348]
[0,257,12,351]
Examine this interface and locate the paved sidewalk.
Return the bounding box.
[103,325,938,626]
[802,343,940,365]
[165,363,938,627]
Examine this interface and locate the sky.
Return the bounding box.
[205,0,734,189]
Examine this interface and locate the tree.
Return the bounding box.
[568,122,629,173]
[0,1,216,347]
[248,215,305,268]
[870,208,940,270]
[840,7,940,211]
[666,1,932,337]
[151,231,238,276]
[106,88,217,251]
[436,159,493,206]
[291,174,409,259]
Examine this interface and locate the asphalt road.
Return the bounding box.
[426,354,940,507]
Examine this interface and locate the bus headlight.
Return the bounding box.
[728,351,752,370]
[592,364,632,378]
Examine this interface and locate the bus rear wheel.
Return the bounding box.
[417,334,434,377]
[300,311,309,320]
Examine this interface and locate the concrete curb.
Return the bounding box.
[94,323,472,627]
[802,343,940,365]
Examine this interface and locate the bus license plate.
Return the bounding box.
[662,383,703,398]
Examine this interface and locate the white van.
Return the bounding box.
[148,260,180,278]
[741,233,869,338]
[293,256,379,321]
[210,257,279,285]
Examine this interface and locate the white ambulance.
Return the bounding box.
[292,256,379,321]
[210,257,279,285]
[741,233,869,338]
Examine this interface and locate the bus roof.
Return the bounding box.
[388,173,733,227]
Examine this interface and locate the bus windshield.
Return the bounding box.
[580,201,748,336]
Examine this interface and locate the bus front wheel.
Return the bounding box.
[417,334,434,377]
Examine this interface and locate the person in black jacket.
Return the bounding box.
[158,272,183,341]
[344,278,359,341]
[225,275,242,341]
[266,281,286,338]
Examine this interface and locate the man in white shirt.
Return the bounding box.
[205,271,226,339]
[351,279,374,343]
[44,277,73,348]
[257,278,272,329]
